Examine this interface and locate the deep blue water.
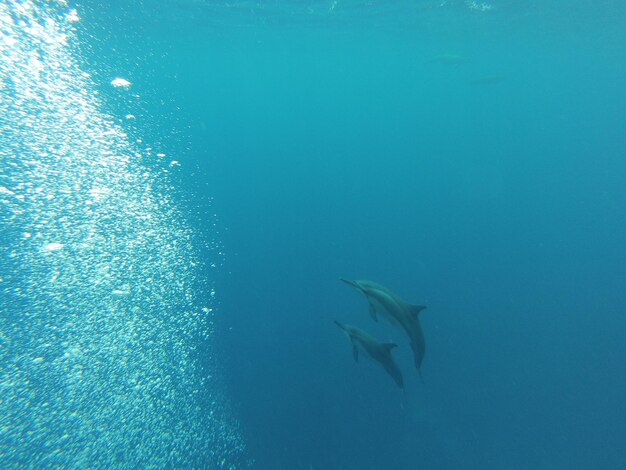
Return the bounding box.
[2,1,626,468]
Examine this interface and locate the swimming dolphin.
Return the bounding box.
[340,279,427,378]
[334,321,404,389]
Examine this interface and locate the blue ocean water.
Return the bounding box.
[1,1,625,468]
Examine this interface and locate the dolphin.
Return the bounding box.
[340,279,427,378]
[334,321,404,389]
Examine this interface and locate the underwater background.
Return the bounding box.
[1,1,625,468]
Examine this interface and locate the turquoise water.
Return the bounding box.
[1,1,625,468]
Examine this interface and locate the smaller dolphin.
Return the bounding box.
[341,279,427,379]
[334,321,404,389]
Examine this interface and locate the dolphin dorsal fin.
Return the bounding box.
[383,343,398,352]
[409,304,427,319]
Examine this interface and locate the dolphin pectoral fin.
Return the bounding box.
[383,343,398,352]
[352,345,359,363]
[369,303,378,322]
[409,304,427,319]
[413,348,425,383]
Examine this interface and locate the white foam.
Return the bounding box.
[44,242,64,252]
[111,77,131,88]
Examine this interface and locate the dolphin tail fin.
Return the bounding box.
[417,368,425,384]
[409,304,427,319]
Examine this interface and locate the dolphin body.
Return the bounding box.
[341,279,427,377]
[334,321,404,389]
